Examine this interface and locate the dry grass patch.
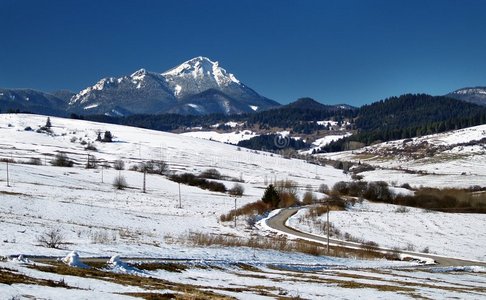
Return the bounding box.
[0,266,70,288]
[176,232,397,260]
[29,262,230,299]
[220,200,270,222]
[135,262,187,273]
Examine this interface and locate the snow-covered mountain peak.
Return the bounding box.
[67,56,279,115]
[130,68,148,79]
[69,77,117,104]
[162,56,241,87]
[446,86,486,106]
[451,87,486,95]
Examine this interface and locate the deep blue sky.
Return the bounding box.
[1,0,485,106]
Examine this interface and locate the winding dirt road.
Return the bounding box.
[266,207,486,267]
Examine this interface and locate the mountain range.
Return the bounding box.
[1,57,279,116]
[0,56,485,118]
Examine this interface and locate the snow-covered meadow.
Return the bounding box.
[322,124,486,188]
[0,114,348,258]
[1,114,485,299]
[289,201,486,262]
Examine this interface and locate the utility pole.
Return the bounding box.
[6,160,10,187]
[234,197,237,228]
[143,169,146,193]
[178,182,182,208]
[327,198,330,254]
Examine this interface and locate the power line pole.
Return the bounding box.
[178,182,182,208]
[234,197,237,228]
[6,160,10,187]
[143,169,146,193]
[327,198,330,254]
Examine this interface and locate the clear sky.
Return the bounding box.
[1,0,485,106]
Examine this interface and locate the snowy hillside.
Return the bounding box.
[321,124,486,188]
[1,114,486,299]
[180,129,258,145]
[68,57,279,116]
[0,114,347,258]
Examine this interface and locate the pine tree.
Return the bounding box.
[262,184,280,208]
[45,117,52,128]
[103,131,113,142]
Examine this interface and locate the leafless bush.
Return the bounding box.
[91,230,116,244]
[140,160,168,175]
[228,183,244,197]
[318,183,329,194]
[405,243,416,251]
[85,154,97,169]
[37,227,66,248]
[302,191,316,205]
[220,200,270,222]
[199,168,221,179]
[113,175,128,190]
[51,152,73,167]
[395,206,409,213]
[361,241,379,252]
[113,159,125,170]
[27,157,42,165]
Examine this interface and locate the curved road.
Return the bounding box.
[266,207,486,267]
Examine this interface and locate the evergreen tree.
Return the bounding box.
[45,117,52,128]
[262,184,280,208]
[103,131,113,142]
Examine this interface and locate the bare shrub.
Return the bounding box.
[228,183,244,197]
[51,152,73,167]
[361,241,379,252]
[113,159,125,170]
[318,183,329,194]
[395,206,409,213]
[85,143,97,151]
[37,228,66,248]
[113,175,128,190]
[85,155,97,169]
[140,160,168,175]
[220,200,270,222]
[27,157,42,165]
[199,168,222,179]
[302,191,316,205]
[91,230,116,244]
[405,243,416,251]
[275,180,299,208]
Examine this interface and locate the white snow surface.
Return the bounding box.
[180,129,257,145]
[0,114,347,259]
[289,201,486,261]
[1,114,486,299]
[321,124,486,188]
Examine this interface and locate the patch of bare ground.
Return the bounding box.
[28,262,231,299]
[0,190,28,196]
[331,271,486,295]
[0,266,71,288]
[134,262,188,273]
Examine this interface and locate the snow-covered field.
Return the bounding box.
[0,114,348,258]
[289,201,486,262]
[321,124,486,188]
[180,129,258,144]
[1,114,485,299]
